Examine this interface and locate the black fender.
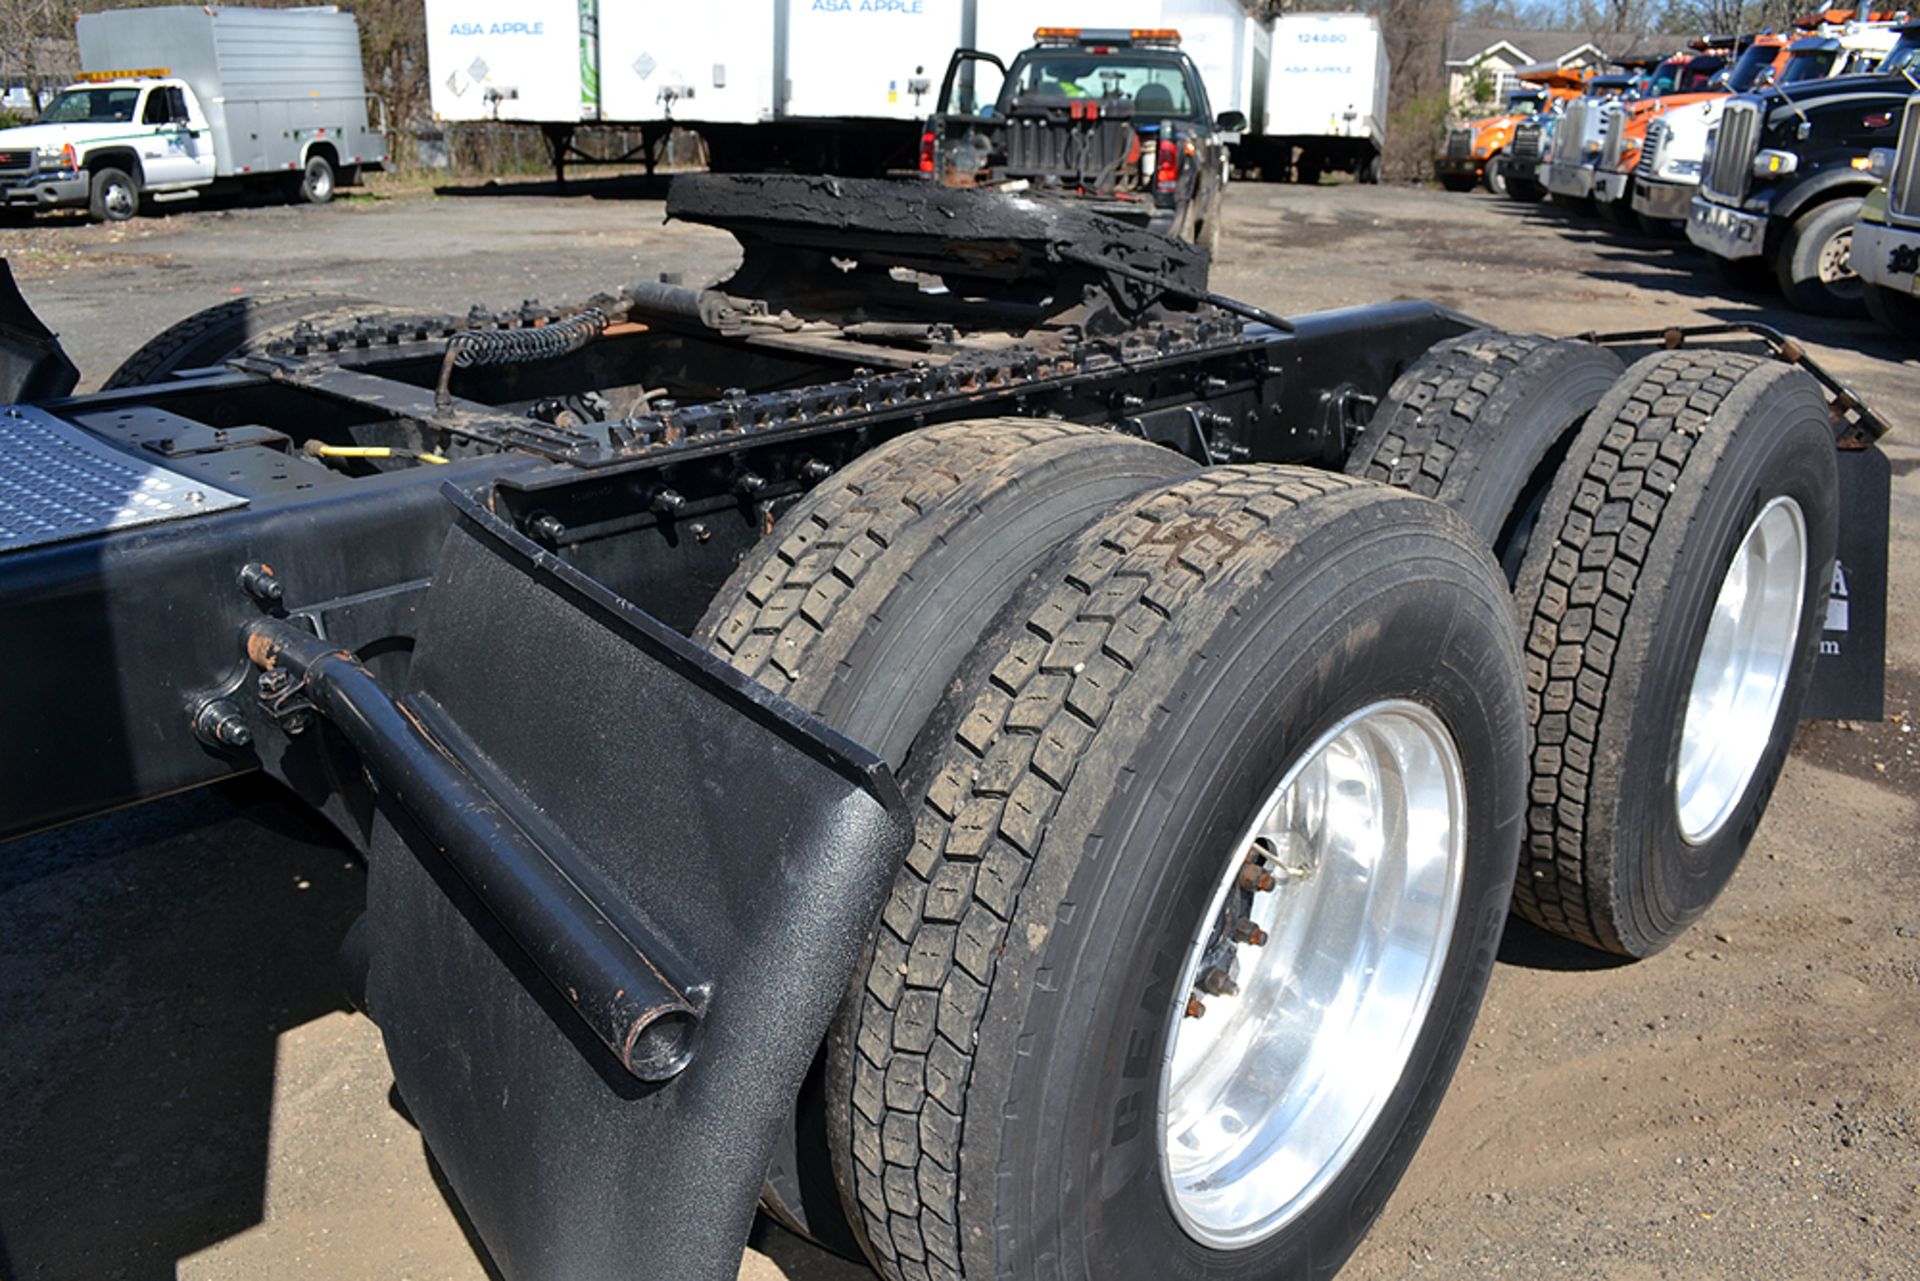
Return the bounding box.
[0,262,79,403]
[270,486,914,1281]
[1773,169,1877,223]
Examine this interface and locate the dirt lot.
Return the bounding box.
[1,176,1916,1281]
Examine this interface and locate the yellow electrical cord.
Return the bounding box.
[304,443,450,465]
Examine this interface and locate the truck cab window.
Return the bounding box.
[1880,37,1920,76]
[143,91,171,126]
[38,87,140,124]
[1008,56,1198,119]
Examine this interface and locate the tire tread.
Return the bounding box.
[840,466,1377,1280]
[1512,350,1762,952]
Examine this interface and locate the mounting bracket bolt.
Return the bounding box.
[191,698,253,751]
[238,562,283,603]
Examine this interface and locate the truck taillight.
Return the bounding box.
[1156,138,1179,191]
[919,129,936,175]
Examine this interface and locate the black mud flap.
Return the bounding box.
[0,260,79,403]
[1804,445,1889,721]
[277,488,912,1279]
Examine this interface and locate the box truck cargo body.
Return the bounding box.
[76,5,385,178]
[0,5,385,221]
[426,0,1269,177]
[1240,11,1389,183]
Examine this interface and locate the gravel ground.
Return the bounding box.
[1,175,1916,1281]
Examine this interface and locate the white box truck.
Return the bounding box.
[1240,11,1388,184]
[0,5,387,223]
[425,0,1267,179]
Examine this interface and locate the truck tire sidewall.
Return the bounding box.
[1865,280,1920,335]
[1440,174,1477,193]
[1513,357,1838,956]
[301,155,336,205]
[962,489,1525,1278]
[1707,249,1775,293]
[1344,331,1624,559]
[1777,197,1866,317]
[696,426,1196,770]
[89,167,139,223]
[101,294,376,390]
[693,422,1195,1254]
[1482,157,1509,196]
[1587,380,1835,952]
[1635,210,1681,237]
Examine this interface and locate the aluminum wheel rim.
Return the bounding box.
[1158,700,1466,1249]
[104,181,134,219]
[1817,227,1862,296]
[1675,497,1807,845]
[309,165,332,200]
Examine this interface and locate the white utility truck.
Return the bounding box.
[0,5,386,223]
[425,0,1266,178]
[1238,11,1389,183]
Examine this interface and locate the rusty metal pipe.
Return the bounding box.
[245,616,704,1082]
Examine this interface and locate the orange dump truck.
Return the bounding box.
[1437,73,1583,195]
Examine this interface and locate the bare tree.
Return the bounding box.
[1372,0,1460,179]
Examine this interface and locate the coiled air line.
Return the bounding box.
[434,307,611,411]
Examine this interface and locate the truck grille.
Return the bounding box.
[1511,122,1542,165]
[0,150,33,172]
[1602,109,1627,170]
[1703,100,1759,204]
[1446,127,1472,161]
[1891,96,1920,223]
[1636,119,1669,179]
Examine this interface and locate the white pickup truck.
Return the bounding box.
[0,5,387,223]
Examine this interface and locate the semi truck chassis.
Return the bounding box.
[0,175,1892,1281]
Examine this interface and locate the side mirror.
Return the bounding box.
[1216,110,1248,133]
[1866,146,1896,181]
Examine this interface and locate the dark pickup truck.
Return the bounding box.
[920,27,1242,249]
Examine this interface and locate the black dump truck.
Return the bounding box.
[0,175,1893,1281]
[1688,26,1920,315]
[919,28,1238,248]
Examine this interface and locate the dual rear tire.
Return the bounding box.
[700,422,1528,1277]
[698,333,1839,1277]
[1351,336,1838,957]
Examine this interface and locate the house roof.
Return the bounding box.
[1446,27,1694,67]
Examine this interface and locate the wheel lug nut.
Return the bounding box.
[1198,966,1238,997]
[1237,862,1277,894]
[1231,921,1268,947]
[1185,996,1207,1019]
